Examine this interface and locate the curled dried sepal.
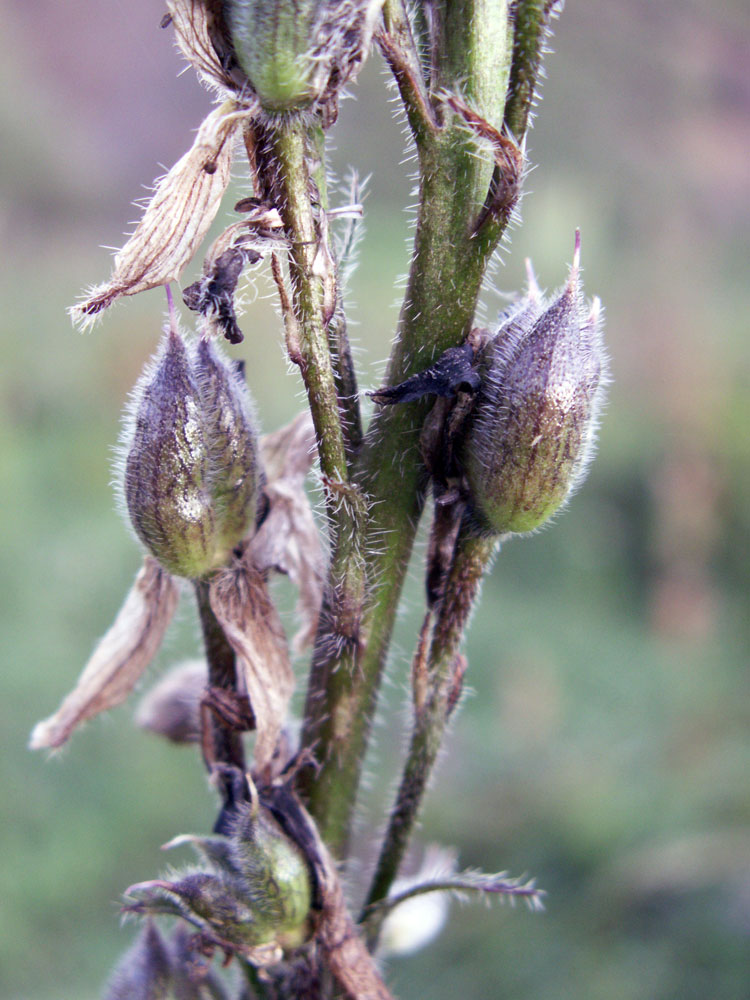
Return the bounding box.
[369,343,480,406]
[463,231,607,535]
[71,102,243,328]
[209,551,294,770]
[29,557,179,750]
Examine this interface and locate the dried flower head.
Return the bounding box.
[125,780,312,960]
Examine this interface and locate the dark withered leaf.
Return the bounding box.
[369,343,479,406]
[183,246,261,344]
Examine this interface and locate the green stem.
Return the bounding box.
[504,0,559,139]
[361,531,498,942]
[269,119,350,491]
[298,1,514,860]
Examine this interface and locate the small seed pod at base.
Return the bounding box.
[462,232,607,536]
[224,0,384,114]
[228,798,312,948]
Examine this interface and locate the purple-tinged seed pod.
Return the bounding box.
[103,921,172,1000]
[462,232,607,536]
[124,328,219,578]
[192,336,260,556]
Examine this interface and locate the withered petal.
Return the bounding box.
[252,413,325,652]
[30,557,179,750]
[208,556,295,770]
[71,102,244,328]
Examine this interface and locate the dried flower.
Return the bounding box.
[29,557,179,751]
[462,231,607,535]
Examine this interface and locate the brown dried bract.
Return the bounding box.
[30,557,179,750]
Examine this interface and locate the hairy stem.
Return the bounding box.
[267,119,350,491]
[504,0,560,139]
[362,531,498,940]
[299,1,514,859]
[193,578,247,816]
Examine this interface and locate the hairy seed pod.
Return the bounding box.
[123,328,259,578]
[462,233,607,535]
[193,337,260,555]
[103,921,172,1000]
[224,0,384,113]
[229,799,312,948]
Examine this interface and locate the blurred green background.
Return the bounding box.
[2,2,749,998]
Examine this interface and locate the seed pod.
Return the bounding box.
[224,0,384,114]
[193,337,260,556]
[229,798,312,948]
[462,233,607,535]
[125,328,217,578]
[103,921,172,1000]
[123,327,260,578]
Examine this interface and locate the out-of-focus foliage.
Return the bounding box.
[1,1,748,998]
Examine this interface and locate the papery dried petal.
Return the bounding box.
[167,0,238,95]
[250,413,324,651]
[209,555,294,769]
[72,102,242,328]
[30,557,179,750]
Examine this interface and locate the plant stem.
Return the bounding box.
[361,530,498,941]
[193,578,247,815]
[298,1,514,859]
[504,0,559,139]
[266,119,350,492]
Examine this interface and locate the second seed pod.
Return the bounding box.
[462,233,607,536]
